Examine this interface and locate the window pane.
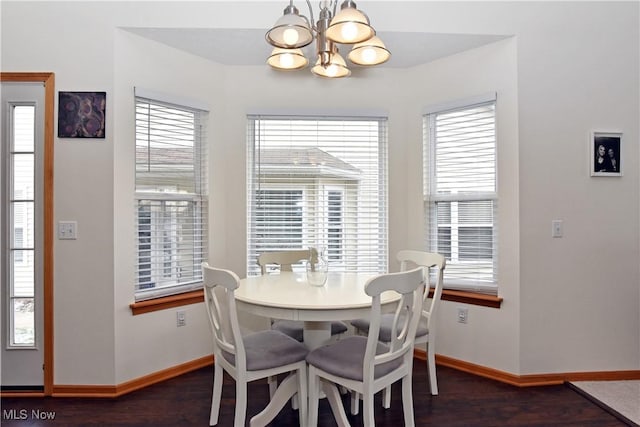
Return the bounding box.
[13,106,35,151]
[434,104,496,194]
[12,298,35,346]
[136,101,197,194]
[459,227,493,260]
[12,153,34,199]
[458,200,492,223]
[255,190,303,252]
[135,199,205,292]
[12,202,34,248]
[12,250,34,297]
[437,226,452,258]
[327,190,343,261]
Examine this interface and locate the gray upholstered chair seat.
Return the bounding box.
[272,319,348,342]
[306,335,402,381]
[222,329,308,371]
[351,314,428,342]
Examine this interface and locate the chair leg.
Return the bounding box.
[382,385,392,408]
[308,367,320,427]
[210,363,223,426]
[427,341,438,395]
[297,365,308,427]
[362,390,375,427]
[234,377,248,427]
[350,391,360,415]
[268,375,277,398]
[401,375,415,427]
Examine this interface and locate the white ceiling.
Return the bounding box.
[123,27,509,69]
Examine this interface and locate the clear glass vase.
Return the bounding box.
[306,247,328,287]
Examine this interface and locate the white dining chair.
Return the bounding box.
[202,263,308,427]
[351,250,446,404]
[306,266,426,427]
[257,248,348,342]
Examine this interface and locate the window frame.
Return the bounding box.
[246,115,388,277]
[423,93,499,296]
[132,90,208,302]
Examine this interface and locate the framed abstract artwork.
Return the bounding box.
[58,91,106,138]
[591,131,622,177]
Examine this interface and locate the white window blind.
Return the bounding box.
[247,115,388,276]
[134,95,208,301]
[424,99,498,294]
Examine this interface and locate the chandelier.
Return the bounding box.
[265,0,390,78]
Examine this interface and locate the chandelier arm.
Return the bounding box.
[304,0,316,33]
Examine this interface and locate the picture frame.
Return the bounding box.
[58,91,106,138]
[591,131,622,176]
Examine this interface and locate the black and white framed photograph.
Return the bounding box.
[591,131,622,176]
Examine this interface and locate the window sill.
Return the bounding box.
[435,289,503,308]
[129,287,502,316]
[130,290,204,315]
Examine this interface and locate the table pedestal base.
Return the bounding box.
[303,320,332,350]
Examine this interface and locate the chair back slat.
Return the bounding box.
[257,248,318,274]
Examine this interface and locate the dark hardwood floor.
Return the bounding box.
[1,361,628,426]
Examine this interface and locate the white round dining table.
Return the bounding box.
[236,271,400,349]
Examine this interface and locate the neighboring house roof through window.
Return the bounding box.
[259,147,361,180]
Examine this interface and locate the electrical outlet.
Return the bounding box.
[552,220,563,238]
[457,308,468,324]
[176,310,186,327]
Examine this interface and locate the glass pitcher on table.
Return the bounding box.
[306,247,328,287]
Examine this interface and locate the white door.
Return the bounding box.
[1,82,45,388]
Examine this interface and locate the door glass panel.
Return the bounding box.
[13,105,35,151]
[12,153,34,199]
[11,298,35,346]
[8,105,36,349]
[12,202,34,248]
[12,250,34,297]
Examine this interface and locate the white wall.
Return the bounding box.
[1,1,637,386]
[513,2,639,374]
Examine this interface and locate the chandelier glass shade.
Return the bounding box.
[325,1,374,44]
[311,50,351,78]
[267,47,309,70]
[348,36,390,65]
[265,0,390,78]
[265,4,314,48]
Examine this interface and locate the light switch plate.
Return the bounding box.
[58,221,77,240]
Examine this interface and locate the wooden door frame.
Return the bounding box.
[1,72,55,395]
